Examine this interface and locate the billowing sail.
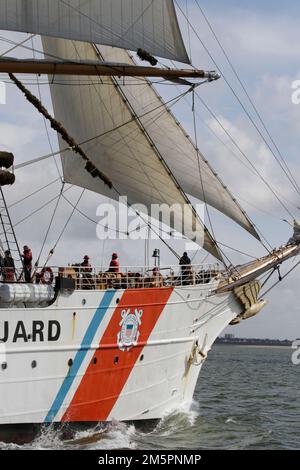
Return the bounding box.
[98,48,259,240]
[43,38,259,242]
[42,37,222,260]
[0,0,189,63]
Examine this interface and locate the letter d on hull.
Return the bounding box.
[48,321,61,342]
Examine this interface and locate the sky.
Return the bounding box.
[0,0,300,339]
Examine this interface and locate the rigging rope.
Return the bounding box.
[194,0,300,196]
[185,0,192,62]
[0,77,179,87]
[167,76,273,253]
[168,61,300,216]
[0,34,36,57]
[62,190,187,254]
[13,85,194,174]
[196,93,295,222]
[14,149,64,170]
[37,189,85,270]
[91,42,207,263]
[164,59,274,253]
[191,88,230,268]
[5,38,260,265]
[176,0,300,199]
[259,260,300,298]
[216,242,259,260]
[8,178,61,208]
[34,181,65,268]
[31,36,63,181]
[49,190,85,255]
[0,34,67,62]
[9,73,113,189]
[13,185,73,228]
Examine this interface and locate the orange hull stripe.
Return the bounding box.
[62,287,173,422]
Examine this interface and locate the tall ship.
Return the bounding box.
[0,0,299,442]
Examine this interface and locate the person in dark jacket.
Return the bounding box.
[179,252,191,285]
[81,255,93,289]
[81,255,92,273]
[3,250,15,282]
[22,245,33,282]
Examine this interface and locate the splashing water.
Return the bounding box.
[1,345,300,450]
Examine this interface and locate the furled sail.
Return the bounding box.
[42,37,222,260]
[43,38,259,242]
[0,0,189,64]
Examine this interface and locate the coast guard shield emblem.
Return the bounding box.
[117,308,143,351]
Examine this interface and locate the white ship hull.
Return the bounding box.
[0,281,242,427]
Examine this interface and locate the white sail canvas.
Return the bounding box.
[0,0,189,63]
[42,38,223,259]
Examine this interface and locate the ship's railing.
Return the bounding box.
[55,263,222,290]
[0,263,223,289]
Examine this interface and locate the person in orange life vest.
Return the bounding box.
[81,255,92,273]
[22,245,33,283]
[109,253,120,273]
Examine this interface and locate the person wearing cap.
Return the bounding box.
[80,255,93,289]
[22,245,33,282]
[81,255,92,273]
[109,253,120,273]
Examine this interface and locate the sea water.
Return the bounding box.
[1,345,299,450]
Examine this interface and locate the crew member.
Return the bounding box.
[179,252,191,285]
[109,253,120,273]
[81,255,93,289]
[22,245,33,282]
[81,255,92,273]
[3,250,15,282]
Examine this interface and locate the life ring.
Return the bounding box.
[40,267,54,285]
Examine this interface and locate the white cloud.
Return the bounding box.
[0,122,39,153]
[222,14,300,62]
[204,114,298,213]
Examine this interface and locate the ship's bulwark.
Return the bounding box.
[0,283,242,439]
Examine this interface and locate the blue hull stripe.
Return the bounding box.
[44,290,116,423]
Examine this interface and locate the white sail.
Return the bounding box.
[42,37,222,260]
[42,38,259,241]
[0,0,189,63]
[98,48,259,240]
